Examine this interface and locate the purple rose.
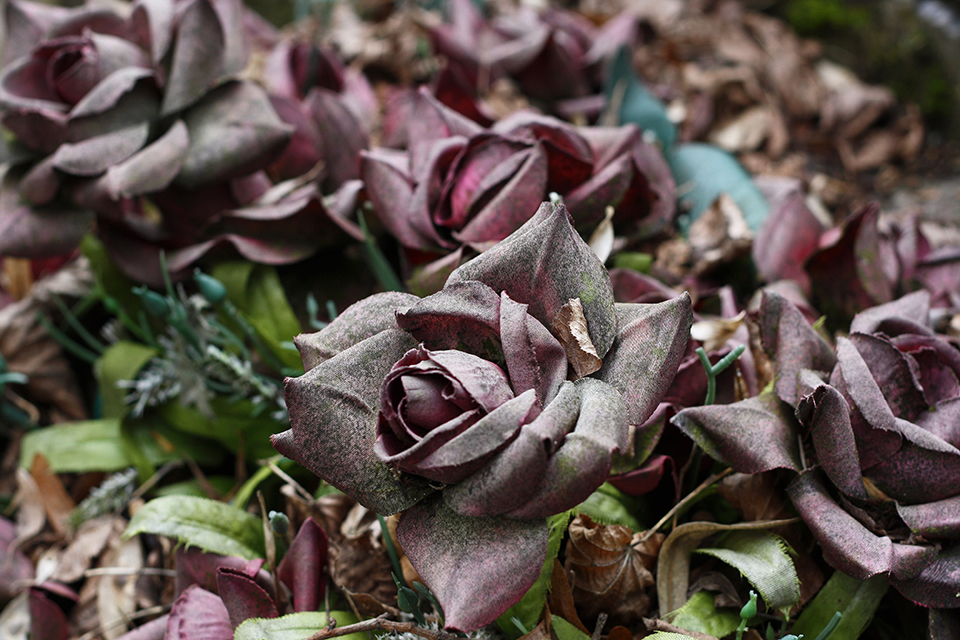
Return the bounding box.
[274,202,692,630]
[673,290,960,623]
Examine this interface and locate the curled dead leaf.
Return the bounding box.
[564,515,661,625]
[688,194,753,276]
[551,298,603,378]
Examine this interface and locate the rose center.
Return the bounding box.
[397,373,475,437]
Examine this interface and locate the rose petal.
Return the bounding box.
[757,289,836,405]
[165,585,233,640]
[217,568,278,629]
[294,292,421,370]
[447,202,618,357]
[277,329,434,515]
[442,382,582,516]
[752,176,824,290]
[177,81,292,187]
[397,281,503,363]
[797,384,868,501]
[398,495,549,632]
[393,390,537,485]
[672,392,803,473]
[506,378,628,519]
[276,519,328,612]
[52,121,150,175]
[848,332,927,423]
[897,495,960,538]
[306,87,367,189]
[890,546,960,609]
[98,119,189,197]
[596,294,692,426]
[0,169,93,258]
[161,0,225,115]
[130,0,175,63]
[499,291,567,406]
[787,470,936,581]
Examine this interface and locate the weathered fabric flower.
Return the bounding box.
[274,203,692,630]
[362,90,674,255]
[673,290,960,614]
[0,0,347,283]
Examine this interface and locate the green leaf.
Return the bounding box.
[94,341,158,418]
[657,518,799,617]
[123,495,265,559]
[81,233,144,322]
[20,419,172,473]
[211,261,302,369]
[645,634,701,640]
[666,143,769,233]
[605,47,677,149]
[552,615,590,640]
[231,463,275,509]
[789,572,888,640]
[234,611,362,640]
[612,252,653,274]
[576,482,645,531]
[695,530,800,615]
[159,398,284,460]
[496,510,573,639]
[670,591,741,638]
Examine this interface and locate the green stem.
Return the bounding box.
[377,513,406,588]
[35,312,101,363]
[358,209,404,293]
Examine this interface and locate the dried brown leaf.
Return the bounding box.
[13,467,48,547]
[29,454,75,537]
[96,535,144,639]
[551,298,603,379]
[564,515,656,625]
[548,560,589,635]
[688,194,753,276]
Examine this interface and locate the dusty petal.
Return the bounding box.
[672,392,803,473]
[890,546,960,609]
[174,547,269,597]
[276,519,328,612]
[386,391,537,485]
[850,333,927,423]
[596,294,692,426]
[897,495,960,538]
[915,397,960,450]
[161,0,225,116]
[217,568,278,629]
[294,292,421,370]
[864,427,960,504]
[277,329,434,515]
[787,470,936,581]
[499,292,568,406]
[757,290,836,405]
[165,585,232,640]
[0,169,93,258]
[441,381,581,516]
[797,384,868,501]
[450,143,550,248]
[398,495,549,632]
[177,81,292,188]
[307,87,368,189]
[506,378,629,519]
[52,121,150,176]
[447,202,617,357]
[131,0,175,63]
[397,281,503,362]
[99,119,189,197]
[752,176,824,290]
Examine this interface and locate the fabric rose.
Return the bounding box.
[0,0,348,284]
[362,90,674,259]
[273,202,692,630]
[673,290,960,621]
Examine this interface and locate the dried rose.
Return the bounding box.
[362,91,674,256]
[0,0,350,283]
[673,290,960,619]
[274,203,692,630]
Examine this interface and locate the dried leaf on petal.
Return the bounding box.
[551,298,602,378]
[564,515,658,625]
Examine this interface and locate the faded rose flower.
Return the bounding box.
[673,290,960,620]
[429,0,637,106]
[261,39,375,191]
[274,203,692,630]
[362,90,674,257]
[0,0,353,284]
